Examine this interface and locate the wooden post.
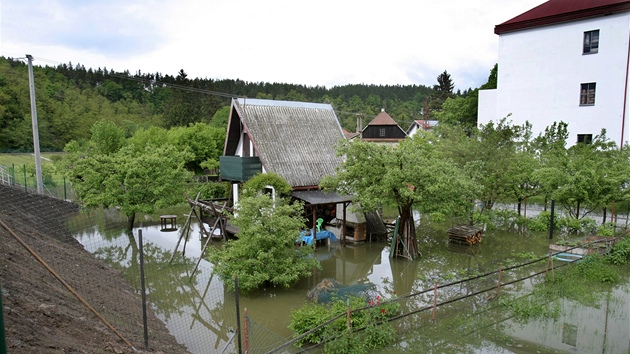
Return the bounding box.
[346,298,351,330]
[546,251,551,276]
[244,308,249,354]
[342,202,348,247]
[432,282,437,321]
[497,266,502,297]
[312,205,317,248]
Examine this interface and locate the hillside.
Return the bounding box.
[0,184,190,353]
[0,56,436,152]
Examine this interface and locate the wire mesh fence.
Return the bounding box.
[0,183,244,353]
[1,179,624,353]
[0,163,76,201]
[264,237,619,353]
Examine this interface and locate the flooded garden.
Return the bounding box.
[67,207,630,354]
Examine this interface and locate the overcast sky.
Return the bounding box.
[1,0,544,91]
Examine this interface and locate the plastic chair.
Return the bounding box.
[316,218,324,232]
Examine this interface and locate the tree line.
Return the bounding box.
[0,56,484,152]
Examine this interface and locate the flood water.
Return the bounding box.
[68,209,630,354]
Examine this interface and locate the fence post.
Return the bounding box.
[0,284,6,354]
[63,177,67,201]
[244,308,248,354]
[23,164,27,192]
[497,266,502,297]
[432,282,437,321]
[549,200,555,239]
[235,276,242,354]
[546,251,551,276]
[139,229,149,351]
[346,298,351,330]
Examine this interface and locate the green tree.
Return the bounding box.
[322,136,474,259]
[437,118,529,223]
[63,121,192,230]
[166,122,225,173]
[209,193,317,292]
[544,130,626,219]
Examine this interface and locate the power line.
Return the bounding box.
[29,56,242,100]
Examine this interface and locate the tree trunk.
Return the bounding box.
[126,212,136,231]
[395,205,418,260]
[517,199,522,216]
[602,207,607,224]
[576,201,581,220]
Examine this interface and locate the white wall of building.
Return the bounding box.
[479,13,630,146]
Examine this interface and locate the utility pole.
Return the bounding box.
[26,54,43,194]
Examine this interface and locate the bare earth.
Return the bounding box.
[0,185,191,354]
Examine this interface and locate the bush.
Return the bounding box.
[607,236,630,265]
[597,222,616,237]
[556,217,597,235]
[290,295,400,351]
[526,211,555,232]
[574,254,619,283]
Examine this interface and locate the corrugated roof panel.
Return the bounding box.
[234,99,345,188]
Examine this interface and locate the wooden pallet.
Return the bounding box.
[448,225,483,245]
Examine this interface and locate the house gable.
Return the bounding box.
[223,98,346,189]
[361,110,407,142]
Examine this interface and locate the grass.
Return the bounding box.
[0,152,62,167]
[0,153,68,196]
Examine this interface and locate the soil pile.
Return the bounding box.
[0,185,191,353]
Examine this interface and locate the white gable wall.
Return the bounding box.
[479,12,630,146]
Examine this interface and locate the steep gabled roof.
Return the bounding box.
[367,111,398,126]
[495,0,630,34]
[225,98,345,188]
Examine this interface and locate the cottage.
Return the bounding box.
[220,98,379,243]
[359,109,407,144]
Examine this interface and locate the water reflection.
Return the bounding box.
[68,210,630,354]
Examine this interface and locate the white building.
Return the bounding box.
[478,0,630,147]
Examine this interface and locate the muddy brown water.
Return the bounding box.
[69,210,630,354]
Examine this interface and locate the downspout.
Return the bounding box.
[621,27,630,149]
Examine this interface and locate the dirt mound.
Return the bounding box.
[0,185,190,353]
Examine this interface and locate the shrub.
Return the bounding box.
[526,211,556,232]
[290,295,400,351]
[607,236,630,265]
[597,222,616,237]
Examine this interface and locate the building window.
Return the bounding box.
[577,134,592,144]
[583,30,599,54]
[580,83,596,106]
[379,128,386,137]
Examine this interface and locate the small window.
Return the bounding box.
[583,30,599,54]
[580,83,596,106]
[577,134,592,144]
[379,128,386,137]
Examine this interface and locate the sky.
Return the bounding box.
[1,0,544,92]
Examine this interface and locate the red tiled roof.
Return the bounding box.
[343,128,360,139]
[495,0,630,34]
[368,111,398,126]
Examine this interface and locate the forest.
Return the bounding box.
[0,55,485,152]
